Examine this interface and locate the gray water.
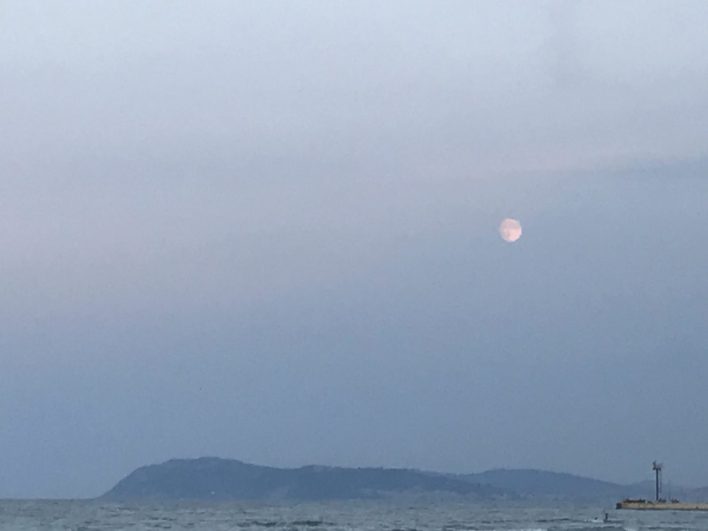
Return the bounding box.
[0,500,706,531]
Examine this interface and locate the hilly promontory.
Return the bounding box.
[101,457,503,501]
[102,457,683,502]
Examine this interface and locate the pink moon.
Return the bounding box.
[499,218,522,242]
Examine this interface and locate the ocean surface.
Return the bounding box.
[0,500,705,531]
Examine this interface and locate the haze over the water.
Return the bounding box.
[1,1,707,498]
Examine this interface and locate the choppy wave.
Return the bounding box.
[0,500,704,530]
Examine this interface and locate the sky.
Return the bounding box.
[1,0,707,498]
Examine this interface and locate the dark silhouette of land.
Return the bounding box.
[101,457,699,502]
[101,457,501,501]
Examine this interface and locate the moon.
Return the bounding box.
[499,218,522,243]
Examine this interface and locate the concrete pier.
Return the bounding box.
[616,500,708,511]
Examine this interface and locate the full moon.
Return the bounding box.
[499,218,522,243]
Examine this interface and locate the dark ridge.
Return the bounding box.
[101,457,505,501]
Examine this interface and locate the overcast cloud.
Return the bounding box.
[1,1,707,497]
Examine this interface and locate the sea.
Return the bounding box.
[0,500,705,531]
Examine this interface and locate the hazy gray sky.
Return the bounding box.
[1,1,707,497]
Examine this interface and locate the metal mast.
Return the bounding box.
[653,461,663,502]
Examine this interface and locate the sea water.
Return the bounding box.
[0,499,705,531]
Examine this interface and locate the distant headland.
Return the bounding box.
[100,457,706,502]
[101,457,500,501]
